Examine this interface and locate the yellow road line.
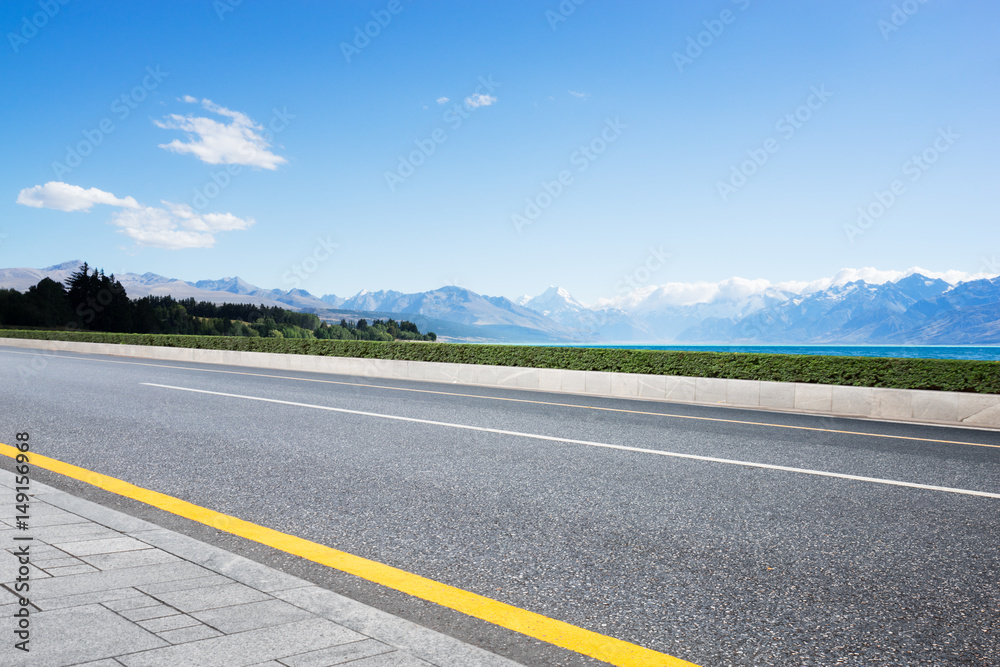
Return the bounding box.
[3,347,998,450]
[0,443,699,667]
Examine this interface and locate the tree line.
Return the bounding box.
[0,263,436,342]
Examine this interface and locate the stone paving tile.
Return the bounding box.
[343,653,435,667]
[46,563,101,577]
[31,587,146,611]
[133,528,310,593]
[104,594,163,612]
[28,561,212,600]
[117,618,365,667]
[279,638,396,666]
[152,581,272,613]
[82,548,181,571]
[33,556,84,569]
[26,562,53,579]
[136,573,232,596]
[275,586,519,667]
[52,536,154,557]
[157,623,224,644]
[12,511,92,528]
[28,522,122,541]
[190,598,314,634]
[0,502,70,519]
[6,544,68,560]
[20,603,167,666]
[120,603,181,622]
[37,491,162,533]
[136,613,203,633]
[71,660,127,667]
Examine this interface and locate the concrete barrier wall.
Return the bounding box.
[4,337,999,430]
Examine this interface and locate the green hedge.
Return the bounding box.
[2,329,998,394]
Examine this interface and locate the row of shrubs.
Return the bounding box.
[2,329,998,394]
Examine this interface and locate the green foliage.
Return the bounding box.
[1,329,997,394]
[0,269,436,342]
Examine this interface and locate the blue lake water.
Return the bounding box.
[562,344,1000,362]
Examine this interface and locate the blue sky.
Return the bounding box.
[3,0,998,304]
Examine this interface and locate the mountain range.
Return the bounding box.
[1,261,998,345]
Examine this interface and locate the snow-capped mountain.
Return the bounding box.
[2,261,998,344]
[678,274,1000,344]
[518,286,652,342]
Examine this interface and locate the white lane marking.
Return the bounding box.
[143,382,1000,500]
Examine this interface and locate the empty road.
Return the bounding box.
[2,345,999,666]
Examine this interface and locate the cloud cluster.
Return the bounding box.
[110,203,253,250]
[16,182,139,212]
[155,97,287,169]
[16,181,253,249]
[464,93,497,108]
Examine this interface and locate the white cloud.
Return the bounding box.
[568,90,590,100]
[436,96,450,105]
[16,181,253,250]
[16,182,139,212]
[110,202,254,250]
[464,93,497,108]
[155,97,287,170]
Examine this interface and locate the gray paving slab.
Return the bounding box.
[81,548,181,570]
[135,573,233,596]
[276,586,519,667]
[151,581,272,613]
[189,598,314,633]
[37,491,162,533]
[31,587,146,611]
[135,613,202,633]
[156,623,224,644]
[8,604,167,667]
[45,563,100,577]
[120,604,181,622]
[342,653,435,667]
[27,561,214,600]
[104,594,163,612]
[117,618,365,667]
[132,528,311,593]
[279,638,396,666]
[51,536,153,557]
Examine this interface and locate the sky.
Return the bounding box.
[3,0,999,305]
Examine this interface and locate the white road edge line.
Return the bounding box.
[142,383,1000,500]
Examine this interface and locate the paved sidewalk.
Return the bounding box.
[0,469,522,667]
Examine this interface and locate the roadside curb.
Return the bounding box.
[4,337,999,430]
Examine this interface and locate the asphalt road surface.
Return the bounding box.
[2,345,998,666]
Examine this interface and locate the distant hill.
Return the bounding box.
[2,261,998,344]
[677,274,1000,344]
